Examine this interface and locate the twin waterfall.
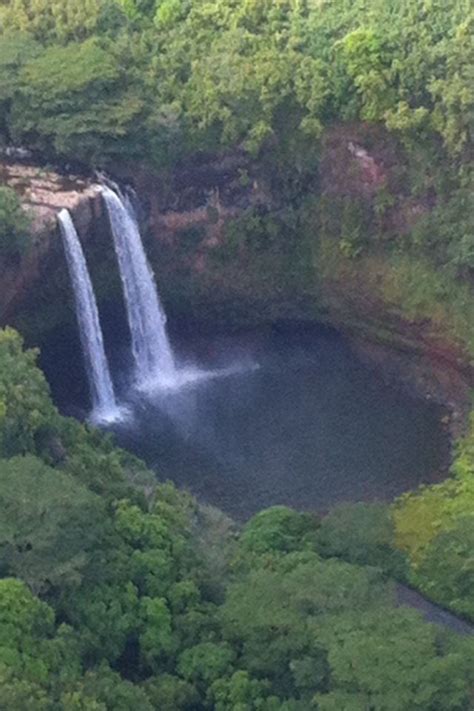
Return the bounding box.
[59,187,177,419]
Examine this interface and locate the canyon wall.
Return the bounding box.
[0,162,106,334]
[2,127,473,422]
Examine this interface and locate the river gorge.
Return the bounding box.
[8,166,451,520]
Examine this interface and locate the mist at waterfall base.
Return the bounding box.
[41,316,448,520]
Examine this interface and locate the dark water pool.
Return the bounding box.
[39,321,449,520]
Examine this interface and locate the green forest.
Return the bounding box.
[1,0,474,709]
[1,328,474,709]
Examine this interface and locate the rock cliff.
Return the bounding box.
[0,161,104,327]
[1,130,473,425]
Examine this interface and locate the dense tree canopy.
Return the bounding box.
[0,0,472,166]
[0,330,471,708]
[0,0,471,282]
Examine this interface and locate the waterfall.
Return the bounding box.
[102,186,177,389]
[58,209,119,420]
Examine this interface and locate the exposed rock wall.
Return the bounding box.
[1,162,102,235]
[1,130,473,423]
[120,131,473,422]
[0,162,104,326]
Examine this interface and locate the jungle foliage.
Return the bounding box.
[0,0,472,164]
[0,332,473,709]
[0,0,472,272]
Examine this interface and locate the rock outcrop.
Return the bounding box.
[1,162,102,235]
[0,162,103,325]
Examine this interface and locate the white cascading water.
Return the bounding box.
[101,186,177,389]
[58,209,119,421]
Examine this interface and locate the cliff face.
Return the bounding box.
[127,127,473,420]
[0,162,105,329]
[2,129,473,422]
[1,162,101,235]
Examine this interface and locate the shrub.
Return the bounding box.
[0,186,30,259]
[315,503,408,579]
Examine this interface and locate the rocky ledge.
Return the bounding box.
[1,162,102,235]
[0,161,103,323]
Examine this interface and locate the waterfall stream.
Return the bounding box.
[58,209,119,421]
[102,186,177,389]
